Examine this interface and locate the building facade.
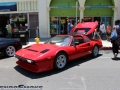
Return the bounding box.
[0,0,119,38]
[0,0,38,38]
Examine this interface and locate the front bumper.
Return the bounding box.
[16,59,54,73]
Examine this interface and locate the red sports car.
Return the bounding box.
[15,34,102,73]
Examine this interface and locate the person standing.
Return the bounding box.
[67,20,73,34]
[111,29,119,58]
[111,20,120,58]
[100,22,106,39]
[106,23,112,41]
[113,20,119,29]
[6,21,12,38]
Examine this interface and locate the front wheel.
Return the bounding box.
[54,52,67,70]
[5,45,16,57]
[91,45,99,57]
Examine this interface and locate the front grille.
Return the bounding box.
[15,55,36,65]
[15,55,27,62]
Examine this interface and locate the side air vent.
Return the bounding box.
[24,46,31,49]
[27,49,38,52]
[40,49,50,53]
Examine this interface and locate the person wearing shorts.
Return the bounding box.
[106,32,111,36]
[106,23,112,41]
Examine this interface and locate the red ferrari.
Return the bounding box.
[15,22,102,73]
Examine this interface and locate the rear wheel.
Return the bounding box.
[5,45,16,57]
[54,52,67,70]
[91,45,99,57]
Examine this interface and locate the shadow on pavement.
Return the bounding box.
[0,56,11,60]
[111,57,120,61]
[14,54,102,79]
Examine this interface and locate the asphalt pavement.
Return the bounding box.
[0,51,120,90]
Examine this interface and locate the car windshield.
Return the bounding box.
[45,36,71,46]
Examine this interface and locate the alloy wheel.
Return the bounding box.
[56,55,67,69]
[6,46,16,57]
[93,46,99,57]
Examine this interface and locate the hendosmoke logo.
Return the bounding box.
[0,85,43,90]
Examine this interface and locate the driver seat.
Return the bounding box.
[79,39,84,44]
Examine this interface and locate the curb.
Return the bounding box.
[100,47,112,50]
[100,47,120,50]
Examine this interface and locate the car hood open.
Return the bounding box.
[70,22,98,35]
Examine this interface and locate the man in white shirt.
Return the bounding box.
[100,22,106,33]
[113,25,119,29]
[100,22,106,39]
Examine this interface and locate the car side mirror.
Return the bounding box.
[70,43,75,46]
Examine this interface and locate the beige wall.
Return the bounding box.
[117,0,120,20]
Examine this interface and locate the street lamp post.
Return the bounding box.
[76,1,78,24]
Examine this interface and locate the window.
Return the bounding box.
[70,39,75,46]
[74,36,84,45]
[45,36,71,46]
[84,37,90,42]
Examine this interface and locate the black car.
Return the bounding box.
[0,38,22,57]
[12,28,20,38]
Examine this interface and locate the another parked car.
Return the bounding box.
[12,27,29,38]
[0,38,22,57]
[12,28,20,38]
[0,28,8,38]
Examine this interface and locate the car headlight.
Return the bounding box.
[27,59,35,65]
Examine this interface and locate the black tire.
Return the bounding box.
[54,52,67,70]
[5,45,16,57]
[91,45,99,57]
